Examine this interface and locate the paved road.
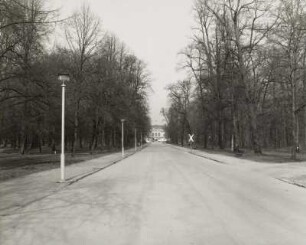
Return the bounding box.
[1,143,306,245]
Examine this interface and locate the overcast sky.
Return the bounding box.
[52,0,193,125]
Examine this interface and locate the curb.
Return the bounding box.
[188,150,226,164]
[62,145,148,186]
[64,152,133,186]
[169,144,227,164]
[0,147,147,216]
[170,144,306,189]
[277,178,306,189]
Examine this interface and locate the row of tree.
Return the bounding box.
[0,0,151,154]
[163,0,306,159]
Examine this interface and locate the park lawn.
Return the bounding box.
[0,151,115,182]
[186,144,306,163]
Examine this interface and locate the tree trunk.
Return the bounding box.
[28,134,34,151]
[292,111,298,160]
[51,137,56,153]
[291,68,298,160]
[20,121,27,155]
[20,133,27,155]
[303,46,306,151]
[181,118,185,146]
[79,137,83,149]
[90,119,97,154]
[102,129,106,148]
[218,112,224,149]
[113,128,116,148]
[304,82,306,152]
[232,102,240,152]
[249,103,262,154]
[38,133,43,153]
[72,101,80,156]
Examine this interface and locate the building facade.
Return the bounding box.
[150,125,166,141]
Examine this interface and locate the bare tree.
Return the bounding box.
[269,0,306,159]
[64,3,101,155]
[166,80,192,145]
[182,0,278,153]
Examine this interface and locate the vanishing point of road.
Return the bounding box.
[1,143,306,245]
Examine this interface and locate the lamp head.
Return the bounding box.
[58,74,70,84]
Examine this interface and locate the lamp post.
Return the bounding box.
[121,119,125,157]
[58,74,70,182]
[134,127,137,152]
[140,132,143,148]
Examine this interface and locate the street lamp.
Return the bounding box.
[134,127,137,152]
[121,119,126,158]
[58,73,70,182]
[140,132,143,148]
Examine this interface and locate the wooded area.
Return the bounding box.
[163,0,306,159]
[0,0,151,154]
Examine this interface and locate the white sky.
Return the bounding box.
[51,0,193,125]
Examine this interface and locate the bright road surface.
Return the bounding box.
[1,143,306,245]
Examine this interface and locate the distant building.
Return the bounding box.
[150,125,166,141]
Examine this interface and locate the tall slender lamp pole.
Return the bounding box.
[141,132,143,148]
[134,127,137,152]
[58,74,70,182]
[121,119,125,157]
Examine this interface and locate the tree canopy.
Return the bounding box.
[0,0,151,154]
[164,0,306,159]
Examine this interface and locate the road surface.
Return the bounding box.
[1,143,306,245]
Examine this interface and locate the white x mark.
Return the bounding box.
[188,134,194,143]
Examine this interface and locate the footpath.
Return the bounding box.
[172,144,306,189]
[0,148,141,216]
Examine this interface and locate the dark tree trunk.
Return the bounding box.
[232,106,239,152]
[28,133,34,151]
[38,133,43,153]
[218,111,224,149]
[90,119,98,154]
[20,133,27,155]
[113,128,116,148]
[249,103,262,154]
[72,101,80,156]
[79,137,83,149]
